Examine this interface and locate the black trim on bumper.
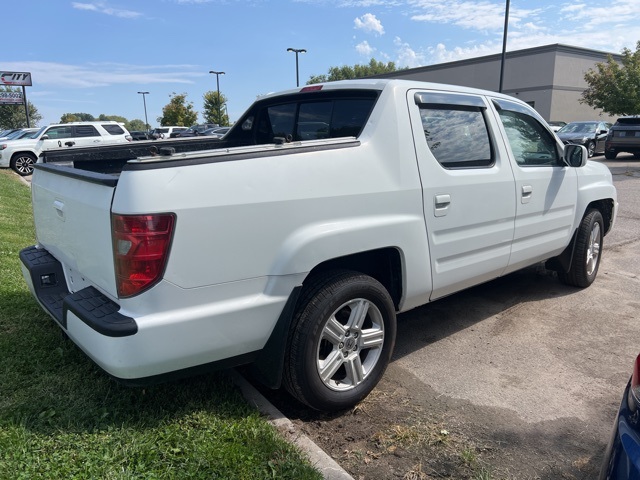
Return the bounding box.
[20,245,137,337]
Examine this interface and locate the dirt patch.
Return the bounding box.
[256,363,605,479]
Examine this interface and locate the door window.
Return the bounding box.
[44,126,73,139]
[494,99,560,167]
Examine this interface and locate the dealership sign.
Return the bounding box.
[0,72,32,86]
[0,91,24,105]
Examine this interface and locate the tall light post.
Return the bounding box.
[287,48,306,87]
[137,91,150,131]
[498,0,510,93]
[209,70,225,125]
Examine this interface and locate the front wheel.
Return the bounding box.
[604,150,617,160]
[10,152,36,176]
[559,209,604,288]
[587,141,596,158]
[284,271,397,411]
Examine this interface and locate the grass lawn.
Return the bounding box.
[0,170,322,479]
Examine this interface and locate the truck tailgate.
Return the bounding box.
[31,165,118,299]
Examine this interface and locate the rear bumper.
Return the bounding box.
[20,245,296,382]
[20,245,137,337]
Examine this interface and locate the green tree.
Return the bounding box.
[0,86,42,129]
[581,41,640,116]
[127,119,147,131]
[157,93,198,127]
[307,58,401,84]
[202,91,229,126]
[60,112,95,122]
[60,113,79,123]
[98,114,129,124]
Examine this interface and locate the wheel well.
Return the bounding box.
[304,248,403,310]
[11,151,36,161]
[587,199,614,235]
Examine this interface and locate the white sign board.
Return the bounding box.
[0,91,24,105]
[0,72,32,86]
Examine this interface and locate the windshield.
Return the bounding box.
[558,122,596,134]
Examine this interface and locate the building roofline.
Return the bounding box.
[373,43,622,78]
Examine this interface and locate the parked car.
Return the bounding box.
[548,121,566,132]
[604,117,640,160]
[556,121,611,157]
[2,128,40,141]
[149,126,188,140]
[204,126,230,138]
[129,130,150,141]
[0,128,23,141]
[172,124,218,138]
[0,121,132,176]
[599,353,640,479]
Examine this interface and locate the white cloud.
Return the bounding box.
[356,41,376,56]
[394,37,425,68]
[409,1,540,32]
[0,61,202,89]
[71,2,142,19]
[354,13,385,35]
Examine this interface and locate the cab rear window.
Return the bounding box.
[249,90,378,145]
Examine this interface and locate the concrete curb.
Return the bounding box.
[230,370,354,480]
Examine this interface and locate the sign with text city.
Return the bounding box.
[0,72,32,86]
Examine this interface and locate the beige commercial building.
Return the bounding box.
[373,44,621,123]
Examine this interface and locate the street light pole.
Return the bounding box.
[499,0,510,93]
[209,71,225,125]
[287,48,307,87]
[137,91,150,131]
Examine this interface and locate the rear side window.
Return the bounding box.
[74,125,100,137]
[102,124,125,135]
[420,106,493,168]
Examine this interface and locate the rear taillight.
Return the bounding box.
[628,354,640,412]
[112,213,175,298]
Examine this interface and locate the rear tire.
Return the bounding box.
[284,271,396,411]
[559,209,603,288]
[604,150,617,160]
[10,152,36,176]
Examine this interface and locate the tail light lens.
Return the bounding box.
[112,213,175,298]
[628,354,640,412]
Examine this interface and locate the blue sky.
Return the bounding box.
[2,0,639,127]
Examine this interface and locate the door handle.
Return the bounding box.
[521,185,532,204]
[434,194,451,217]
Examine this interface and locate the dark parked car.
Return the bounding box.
[604,117,640,160]
[599,353,640,479]
[556,121,611,158]
[129,130,150,141]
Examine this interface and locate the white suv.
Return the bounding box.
[0,121,132,176]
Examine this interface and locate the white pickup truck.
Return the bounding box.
[20,79,617,411]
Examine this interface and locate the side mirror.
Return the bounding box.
[599,129,607,134]
[563,144,587,167]
[41,135,49,140]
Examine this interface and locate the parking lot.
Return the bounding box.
[265,153,640,479]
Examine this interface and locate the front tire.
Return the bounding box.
[587,141,596,158]
[604,150,617,160]
[559,209,604,288]
[10,152,36,176]
[284,271,396,411]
